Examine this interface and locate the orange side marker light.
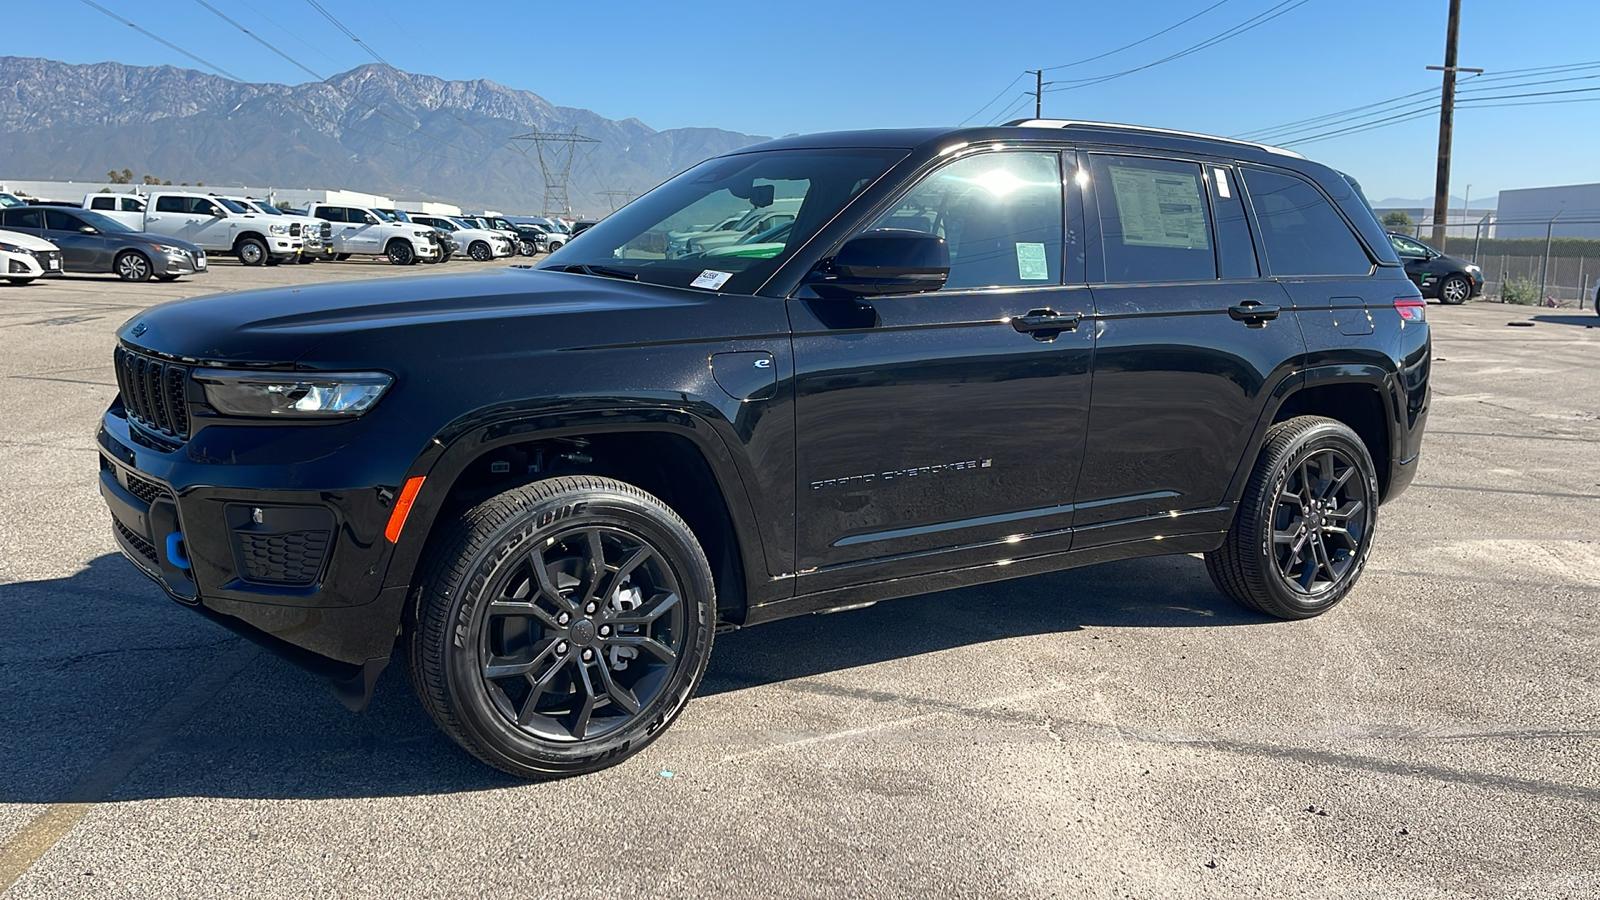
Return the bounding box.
[385,476,426,543]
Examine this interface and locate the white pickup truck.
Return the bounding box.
[224,197,334,264]
[81,193,149,230]
[306,203,441,265]
[109,192,306,265]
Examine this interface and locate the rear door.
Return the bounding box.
[144,196,190,241]
[1075,151,1303,546]
[790,148,1096,591]
[42,209,110,271]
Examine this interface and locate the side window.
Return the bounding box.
[90,196,115,210]
[1090,154,1215,283]
[154,196,185,213]
[868,151,1063,291]
[193,200,220,217]
[4,209,44,229]
[1391,234,1428,257]
[44,209,83,231]
[314,207,343,222]
[121,197,145,212]
[1242,167,1372,276]
[1209,166,1259,279]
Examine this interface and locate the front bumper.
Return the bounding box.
[268,238,305,259]
[154,248,207,277]
[4,252,44,279]
[96,401,417,673]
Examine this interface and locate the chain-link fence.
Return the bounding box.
[1411,214,1600,310]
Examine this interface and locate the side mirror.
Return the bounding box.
[79,225,99,234]
[802,229,950,300]
[365,214,379,225]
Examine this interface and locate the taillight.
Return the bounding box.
[1394,297,1426,323]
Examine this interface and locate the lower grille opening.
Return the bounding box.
[114,519,159,563]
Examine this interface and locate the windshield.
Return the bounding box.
[0,194,24,209]
[217,198,250,214]
[389,209,414,223]
[76,209,135,233]
[447,218,476,231]
[254,201,285,215]
[373,209,399,222]
[541,148,902,293]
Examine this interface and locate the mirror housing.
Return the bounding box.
[802,229,950,300]
[78,225,99,234]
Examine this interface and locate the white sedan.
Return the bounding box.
[408,214,515,261]
[0,228,64,284]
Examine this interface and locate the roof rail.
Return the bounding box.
[1004,119,1305,159]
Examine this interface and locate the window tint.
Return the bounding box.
[314,207,344,222]
[193,200,220,216]
[1209,166,1258,279]
[90,196,115,210]
[869,151,1063,290]
[154,196,185,213]
[1242,167,1372,276]
[44,209,84,231]
[120,197,144,212]
[1091,155,1215,283]
[3,209,43,229]
[1390,234,1429,257]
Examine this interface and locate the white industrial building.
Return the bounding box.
[0,179,415,213]
[1494,183,1600,239]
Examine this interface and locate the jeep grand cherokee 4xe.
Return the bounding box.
[97,120,1430,778]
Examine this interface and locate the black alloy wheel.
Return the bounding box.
[1440,274,1470,305]
[469,240,492,262]
[235,237,267,267]
[409,476,715,778]
[1206,416,1378,619]
[387,240,416,266]
[115,250,152,282]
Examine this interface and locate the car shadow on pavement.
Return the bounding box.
[0,552,1260,803]
[1530,314,1600,328]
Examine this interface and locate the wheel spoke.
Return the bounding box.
[571,663,600,738]
[1326,499,1365,522]
[1326,464,1356,498]
[593,658,642,715]
[1322,524,1359,551]
[608,633,678,664]
[1311,533,1335,583]
[485,638,557,679]
[607,591,680,627]
[487,599,562,631]
[517,653,570,726]
[531,550,576,611]
[1278,490,1305,509]
[579,529,607,607]
[1272,527,1299,545]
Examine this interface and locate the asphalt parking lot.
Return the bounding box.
[1,263,1596,899]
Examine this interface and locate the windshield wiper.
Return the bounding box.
[558,264,638,281]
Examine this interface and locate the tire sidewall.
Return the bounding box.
[236,239,265,266]
[1251,422,1379,616]
[439,487,714,776]
[116,251,151,281]
[388,240,413,265]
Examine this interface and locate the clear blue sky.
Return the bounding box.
[8,0,1600,204]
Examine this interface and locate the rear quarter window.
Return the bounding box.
[1243,167,1372,276]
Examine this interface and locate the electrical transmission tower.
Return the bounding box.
[597,190,637,213]
[508,131,599,216]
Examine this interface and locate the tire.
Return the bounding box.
[518,240,537,257]
[155,274,180,282]
[1205,416,1379,620]
[7,277,35,286]
[296,254,316,265]
[408,475,715,779]
[387,240,416,266]
[114,250,153,282]
[235,237,268,267]
[469,240,492,262]
[335,253,352,261]
[1440,274,1470,305]
[547,240,564,253]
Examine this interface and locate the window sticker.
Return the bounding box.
[1213,168,1231,199]
[1016,242,1049,280]
[1107,165,1211,250]
[690,269,733,291]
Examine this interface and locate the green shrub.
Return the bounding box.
[1500,277,1539,305]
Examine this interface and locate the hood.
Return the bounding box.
[117,266,716,366]
[0,229,59,252]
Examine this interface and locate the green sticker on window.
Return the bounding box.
[1016,242,1049,280]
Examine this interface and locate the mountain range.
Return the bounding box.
[0,56,771,215]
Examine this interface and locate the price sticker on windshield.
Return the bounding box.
[690,270,733,291]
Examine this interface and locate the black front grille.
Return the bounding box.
[239,530,331,585]
[123,471,168,506]
[289,223,302,237]
[319,221,333,239]
[113,346,191,439]
[114,519,159,564]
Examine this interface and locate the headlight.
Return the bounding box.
[0,241,36,256]
[269,223,290,235]
[193,369,393,418]
[152,244,187,255]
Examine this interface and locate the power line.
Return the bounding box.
[1042,0,1238,71]
[76,0,242,81]
[1043,0,1315,93]
[959,73,1028,126]
[303,0,391,66]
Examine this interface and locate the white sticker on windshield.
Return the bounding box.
[1016,242,1049,281]
[690,269,733,291]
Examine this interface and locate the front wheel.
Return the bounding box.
[1440,274,1470,305]
[386,240,416,266]
[235,237,267,267]
[1205,416,1379,620]
[518,240,537,257]
[115,250,153,282]
[296,254,317,265]
[469,241,492,262]
[408,476,715,779]
[7,277,35,286]
[334,253,352,261]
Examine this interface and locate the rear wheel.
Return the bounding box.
[469,241,492,262]
[1440,274,1470,305]
[386,240,416,266]
[408,475,715,779]
[1205,416,1378,619]
[115,250,153,282]
[518,240,537,257]
[235,237,267,267]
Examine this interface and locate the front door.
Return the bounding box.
[41,209,111,271]
[790,149,1095,593]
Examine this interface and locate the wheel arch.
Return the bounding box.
[383,407,768,630]
[1226,365,1403,507]
[233,231,267,246]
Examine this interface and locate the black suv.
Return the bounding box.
[1387,232,1483,304]
[97,121,1430,778]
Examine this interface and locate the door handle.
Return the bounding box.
[1011,308,1082,341]
[1228,301,1281,327]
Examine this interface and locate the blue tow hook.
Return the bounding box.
[165,533,191,570]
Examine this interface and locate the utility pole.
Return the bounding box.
[1427,0,1481,250]
[1029,70,1043,119]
